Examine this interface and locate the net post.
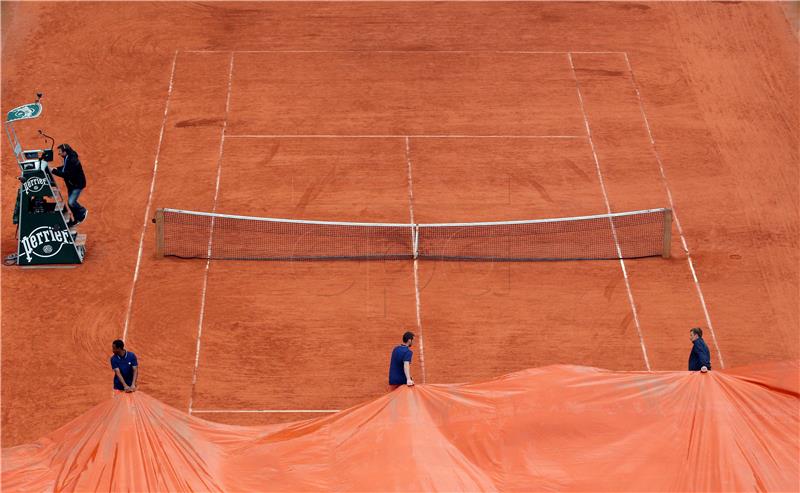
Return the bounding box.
[154,209,165,257]
[662,209,673,259]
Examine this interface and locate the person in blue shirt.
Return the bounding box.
[51,143,88,228]
[110,339,138,392]
[688,327,711,372]
[389,331,415,388]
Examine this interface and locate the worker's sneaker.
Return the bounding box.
[75,210,88,225]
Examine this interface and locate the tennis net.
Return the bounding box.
[154,208,672,261]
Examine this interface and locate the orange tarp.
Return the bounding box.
[3,361,798,492]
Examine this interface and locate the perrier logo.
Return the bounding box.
[23,176,49,194]
[19,226,72,263]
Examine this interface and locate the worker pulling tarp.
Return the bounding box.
[3,361,798,491]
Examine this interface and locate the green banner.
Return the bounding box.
[6,103,42,123]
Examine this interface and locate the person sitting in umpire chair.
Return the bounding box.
[50,143,87,228]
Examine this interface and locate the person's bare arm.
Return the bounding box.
[130,366,139,390]
[404,361,414,386]
[113,368,131,391]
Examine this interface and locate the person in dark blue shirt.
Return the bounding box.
[688,327,711,372]
[389,331,415,387]
[110,339,139,392]
[51,143,88,228]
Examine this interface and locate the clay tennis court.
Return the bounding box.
[2,0,797,463]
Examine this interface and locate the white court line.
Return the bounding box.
[191,409,340,414]
[184,50,627,55]
[226,134,583,139]
[623,53,725,368]
[405,137,427,385]
[567,52,652,371]
[188,53,236,413]
[122,50,178,341]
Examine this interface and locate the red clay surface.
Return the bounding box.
[2,2,797,443]
[229,52,584,135]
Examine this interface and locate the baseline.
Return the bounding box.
[227,134,584,139]
[184,50,628,55]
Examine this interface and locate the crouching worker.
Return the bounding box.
[111,339,138,392]
[388,331,415,390]
[688,327,711,373]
